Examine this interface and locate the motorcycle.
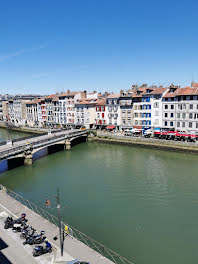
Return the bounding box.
[20,227,36,239]
[4,216,13,229]
[23,231,46,245]
[12,221,28,233]
[4,214,28,230]
[32,241,52,257]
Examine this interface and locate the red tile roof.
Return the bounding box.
[192,82,198,88]
[59,92,79,97]
[45,94,57,99]
[107,94,120,98]
[163,87,198,97]
[149,88,168,95]
[76,99,97,105]
[96,99,106,106]
[26,99,42,105]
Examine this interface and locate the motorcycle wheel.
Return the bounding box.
[33,252,38,257]
[23,242,27,245]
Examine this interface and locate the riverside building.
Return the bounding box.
[75,98,97,129]
[162,83,198,134]
[95,99,107,129]
[58,91,86,128]
[119,90,133,130]
[106,94,121,130]
[3,82,198,134]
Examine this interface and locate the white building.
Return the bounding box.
[162,84,198,133]
[58,91,86,127]
[8,99,30,126]
[106,94,121,130]
[75,98,97,129]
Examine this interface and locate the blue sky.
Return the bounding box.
[0,0,198,94]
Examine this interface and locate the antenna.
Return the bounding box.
[191,73,194,87]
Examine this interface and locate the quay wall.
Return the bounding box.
[0,122,45,134]
[89,134,198,154]
[0,189,115,264]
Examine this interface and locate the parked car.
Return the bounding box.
[66,260,90,264]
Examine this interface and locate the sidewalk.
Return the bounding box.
[0,191,114,264]
[0,212,54,264]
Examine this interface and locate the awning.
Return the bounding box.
[106,125,115,129]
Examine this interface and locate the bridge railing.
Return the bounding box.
[0,130,88,159]
[0,184,134,264]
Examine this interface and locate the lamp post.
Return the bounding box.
[55,188,64,256]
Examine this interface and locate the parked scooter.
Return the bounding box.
[32,241,52,257]
[20,227,36,239]
[4,213,28,229]
[12,222,28,233]
[23,231,46,245]
[4,216,13,229]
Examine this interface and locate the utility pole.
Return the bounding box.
[56,188,64,256]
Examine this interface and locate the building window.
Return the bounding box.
[177,122,180,127]
[155,111,159,116]
[165,105,168,109]
[196,123,198,128]
[189,113,193,119]
[182,122,185,127]
[182,113,186,119]
[189,122,192,128]
[135,120,138,125]
[164,113,168,118]
[170,113,174,118]
[177,113,180,118]
[171,105,174,109]
[164,121,167,126]
[189,104,193,109]
[153,102,159,108]
[170,121,173,126]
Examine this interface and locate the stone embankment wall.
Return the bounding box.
[0,122,46,134]
[88,132,198,154]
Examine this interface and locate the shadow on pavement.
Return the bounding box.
[0,237,12,264]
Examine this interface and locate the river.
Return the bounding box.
[0,128,198,264]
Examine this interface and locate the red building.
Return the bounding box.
[95,99,107,129]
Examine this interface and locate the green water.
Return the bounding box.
[0,128,31,142]
[1,129,198,264]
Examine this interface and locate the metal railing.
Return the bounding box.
[0,130,88,159]
[0,184,134,264]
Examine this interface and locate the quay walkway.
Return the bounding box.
[0,186,134,264]
[0,129,87,165]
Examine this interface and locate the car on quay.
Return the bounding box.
[66,260,90,264]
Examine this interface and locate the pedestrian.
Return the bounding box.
[45,200,51,209]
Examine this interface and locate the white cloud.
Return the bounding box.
[0,45,46,63]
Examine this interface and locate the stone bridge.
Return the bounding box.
[0,129,88,167]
